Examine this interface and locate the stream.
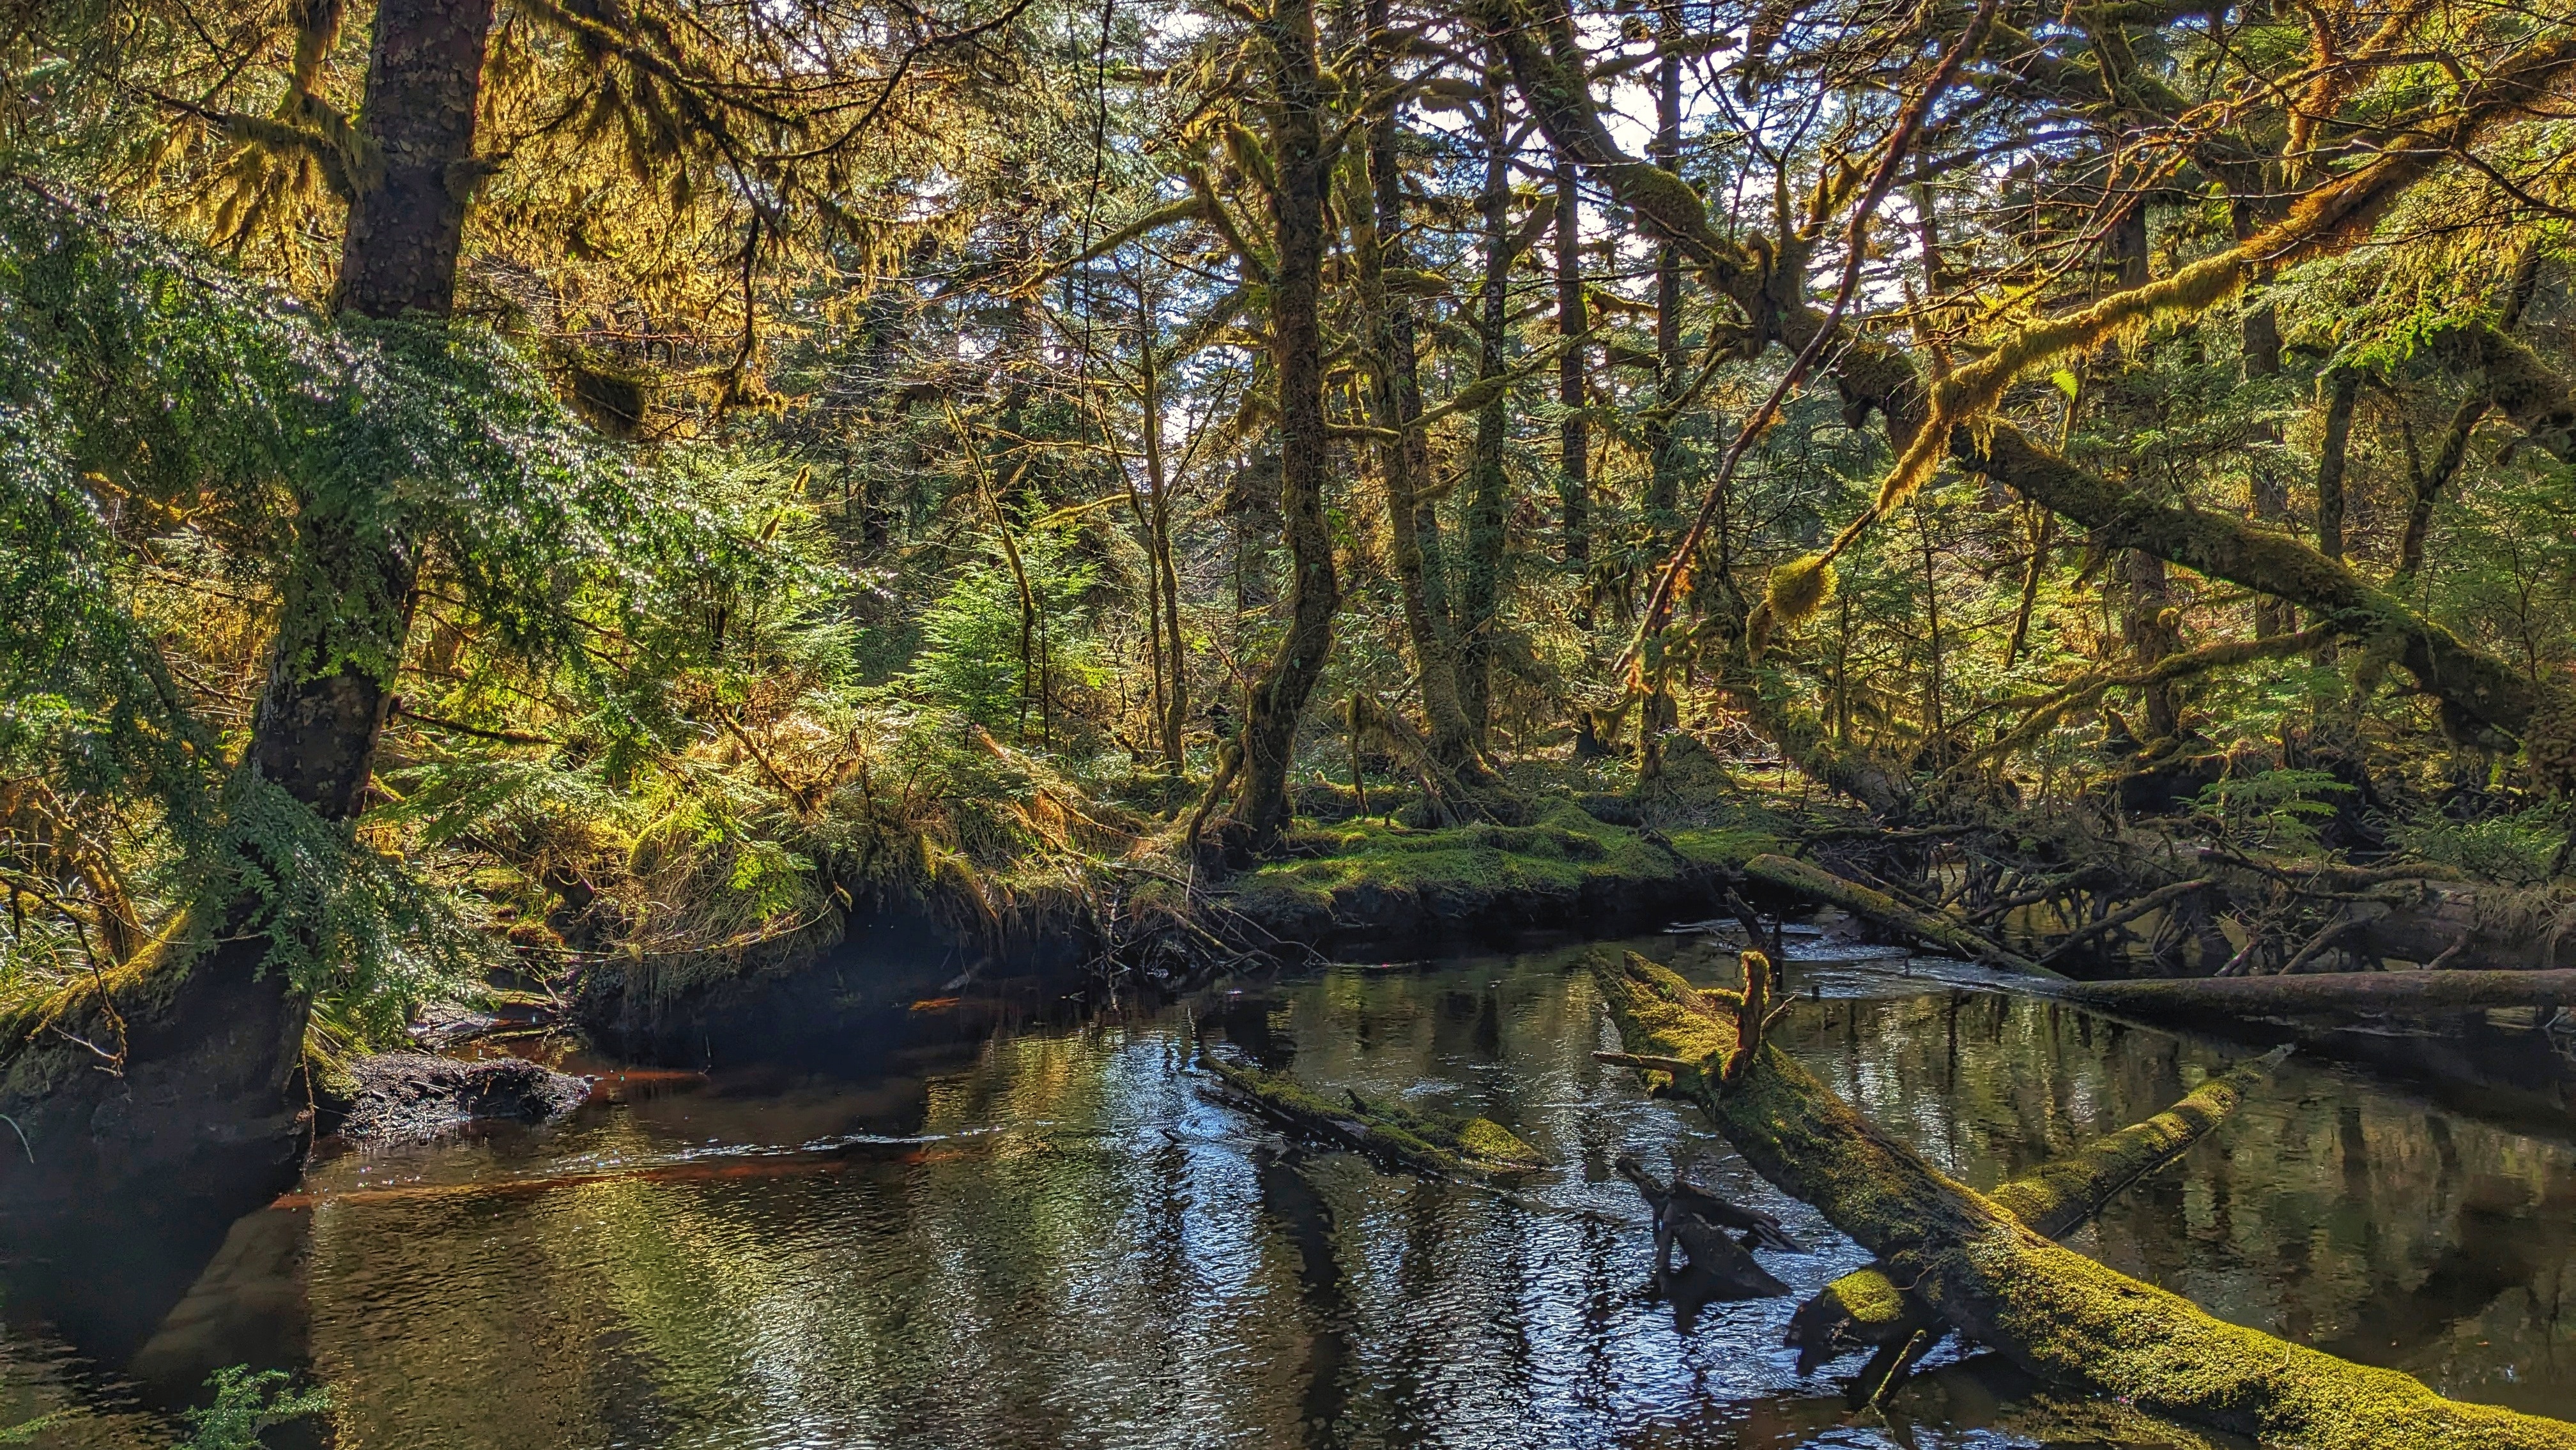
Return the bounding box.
[7,933,2576,1448]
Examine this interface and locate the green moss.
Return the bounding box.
[1202,1055,1549,1178]
[1223,805,1779,928]
[1593,949,2576,1450]
[1,913,209,1099]
[1452,1115,1547,1169]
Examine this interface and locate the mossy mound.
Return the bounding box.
[1223,802,1779,950]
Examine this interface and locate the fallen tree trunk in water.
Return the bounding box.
[1590,949,2576,1449]
[2185,850,2573,972]
[2037,968,2576,1020]
[1740,853,2058,978]
[1199,1051,1549,1178]
[1786,1044,2292,1395]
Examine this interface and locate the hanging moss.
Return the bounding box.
[1765,553,1837,625]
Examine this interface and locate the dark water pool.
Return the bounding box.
[8,936,2576,1447]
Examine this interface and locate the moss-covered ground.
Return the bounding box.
[1221,800,1785,948]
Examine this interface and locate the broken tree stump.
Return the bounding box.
[1590,948,2576,1449]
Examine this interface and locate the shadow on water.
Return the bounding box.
[10,931,2576,1446]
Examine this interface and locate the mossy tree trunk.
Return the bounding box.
[1225,0,1340,852]
[1592,950,2576,1450]
[1457,62,1515,743]
[1643,0,1684,525]
[1352,0,1488,786]
[1,0,502,1243]
[1791,1044,2290,1392]
[1554,150,1589,573]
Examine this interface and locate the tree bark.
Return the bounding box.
[335,0,497,320]
[1224,0,1340,851]
[1458,65,1515,740]
[2119,549,2183,740]
[2316,364,2359,561]
[2234,195,2297,637]
[1356,0,1482,778]
[1644,0,1684,522]
[1554,153,1589,570]
[2399,392,2487,578]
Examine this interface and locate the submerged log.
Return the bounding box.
[1590,949,2576,1449]
[1199,1053,1549,1178]
[1740,853,2058,977]
[1786,1044,2291,1387]
[1613,1155,1791,1301]
[2041,968,2576,1021]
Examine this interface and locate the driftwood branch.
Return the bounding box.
[2041,968,2576,1019]
[1741,853,2056,977]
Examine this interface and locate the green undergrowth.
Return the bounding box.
[1225,801,1781,923]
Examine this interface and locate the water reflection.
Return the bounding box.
[6,936,2576,1447]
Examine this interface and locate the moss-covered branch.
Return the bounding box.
[2041,968,2576,1021]
[1591,949,2576,1449]
[1951,420,2562,742]
[1200,1052,1548,1179]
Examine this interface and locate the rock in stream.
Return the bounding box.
[338,1054,590,1143]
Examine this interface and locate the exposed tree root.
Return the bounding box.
[1590,949,2576,1449]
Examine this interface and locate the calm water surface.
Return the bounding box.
[8,935,2576,1448]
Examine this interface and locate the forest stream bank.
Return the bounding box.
[12,934,2576,1449]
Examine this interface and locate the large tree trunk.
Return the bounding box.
[2234,195,2299,639]
[1,0,500,1271]
[267,0,500,820]
[2118,549,2183,742]
[1457,66,1514,741]
[1223,0,1340,852]
[1554,153,1589,571]
[1592,950,2576,1450]
[1355,0,1482,781]
[2316,364,2359,561]
[1643,0,1684,523]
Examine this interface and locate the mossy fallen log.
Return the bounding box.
[1199,1052,1548,1178]
[1787,1043,2291,1387]
[2042,968,2576,1021]
[1590,948,2576,1449]
[1740,853,2058,977]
